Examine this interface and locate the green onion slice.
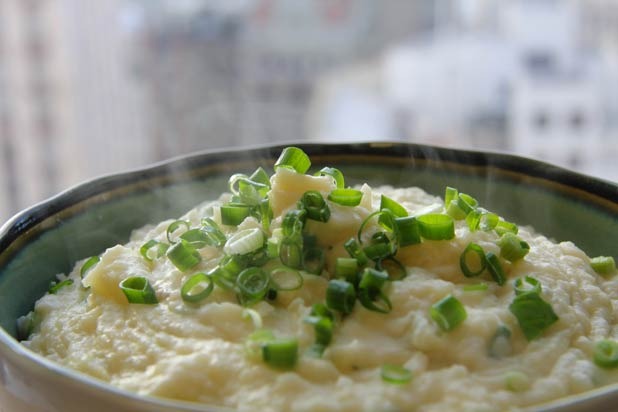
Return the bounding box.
[335,257,359,279]
[380,195,408,218]
[224,228,265,256]
[499,233,530,262]
[262,338,298,369]
[446,201,467,220]
[201,218,227,247]
[328,188,363,206]
[220,203,252,226]
[457,193,478,214]
[326,279,356,314]
[140,240,170,262]
[49,279,74,294]
[395,216,421,247]
[315,167,344,188]
[376,257,407,281]
[310,302,334,320]
[166,220,191,244]
[209,266,237,291]
[344,237,369,267]
[513,276,541,295]
[242,308,263,330]
[279,238,303,269]
[167,240,202,272]
[444,187,458,207]
[430,295,467,332]
[381,364,412,384]
[80,256,101,278]
[250,167,271,186]
[358,268,392,314]
[509,291,558,341]
[488,325,512,359]
[460,243,487,277]
[244,329,275,359]
[363,232,396,261]
[417,213,455,240]
[236,267,270,306]
[486,252,506,286]
[270,267,303,291]
[303,247,325,275]
[591,256,616,276]
[594,340,618,368]
[274,147,311,174]
[495,220,519,236]
[282,209,306,237]
[304,315,334,347]
[179,229,211,249]
[180,272,214,303]
[480,212,499,231]
[119,276,158,304]
[466,209,482,232]
[358,210,397,243]
[300,191,330,222]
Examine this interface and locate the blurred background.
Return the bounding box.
[0,0,617,223]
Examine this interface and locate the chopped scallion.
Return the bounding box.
[274,147,311,174]
[180,272,214,303]
[326,279,356,314]
[430,295,467,332]
[119,276,158,304]
[417,213,455,240]
[486,252,506,286]
[236,267,270,306]
[328,188,363,206]
[49,279,73,294]
[315,167,344,188]
[594,340,618,368]
[591,256,616,276]
[167,240,202,272]
[459,243,487,277]
[80,256,101,278]
[224,228,265,256]
[270,267,303,291]
[220,204,252,226]
[166,220,191,244]
[300,191,330,222]
[509,291,558,341]
[499,233,530,262]
[262,338,298,369]
[381,364,412,384]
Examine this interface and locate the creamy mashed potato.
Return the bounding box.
[22,161,618,412]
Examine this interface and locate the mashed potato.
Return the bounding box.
[22,151,618,412]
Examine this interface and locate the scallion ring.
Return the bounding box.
[180,272,214,303]
[236,267,270,306]
[224,228,265,256]
[417,213,455,240]
[381,364,412,384]
[167,240,202,272]
[274,147,311,174]
[459,243,487,277]
[140,240,169,263]
[269,267,303,291]
[429,294,467,332]
[315,167,344,188]
[328,188,363,206]
[513,276,541,295]
[594,340,618,368]
[80,256,101,278]
[326,279,356,314]
[119,276,158,304]
[166,220,191,244]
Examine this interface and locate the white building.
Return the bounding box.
[309,0,618,181]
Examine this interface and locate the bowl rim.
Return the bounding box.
[1,140,618,411]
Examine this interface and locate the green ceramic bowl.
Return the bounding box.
[0,142,616,412]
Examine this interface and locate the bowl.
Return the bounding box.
[0,142,617,412]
